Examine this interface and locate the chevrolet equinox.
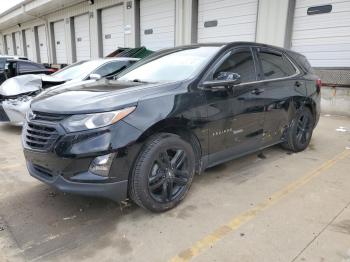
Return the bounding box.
[22,42,321,212]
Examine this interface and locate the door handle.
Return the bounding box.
[295,81,302,87]
[251,88,265,95]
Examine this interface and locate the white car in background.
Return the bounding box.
[0,58,139,125]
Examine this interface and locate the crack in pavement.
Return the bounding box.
[291,201,350,262]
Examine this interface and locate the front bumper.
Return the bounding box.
[22,118,143,201]
[26,161,128,201]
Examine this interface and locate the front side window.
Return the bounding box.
[213,49,256,83]
[258,51,296,80]
[117,46,221,83]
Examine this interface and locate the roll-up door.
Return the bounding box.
[14,32,23,56]
[24,29,36,61]
[37,25,49,63]
[74,13,91,61]
[197,0,258,43]
[101,5,124,56]
[291,0,350,67]
[53,20,67,64]
[5,35,14,55]
[140,0,175,50]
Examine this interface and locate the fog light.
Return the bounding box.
[89,153,116,177]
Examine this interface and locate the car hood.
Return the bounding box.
[31,79,181,114]
[0,74,65,97]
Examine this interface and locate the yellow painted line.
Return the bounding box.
[170,149,350,262]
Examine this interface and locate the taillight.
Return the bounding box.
[316,79,322,93]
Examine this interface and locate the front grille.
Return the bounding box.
[0,104,9,122]
[32,111,69,122]
[24,122,59,150]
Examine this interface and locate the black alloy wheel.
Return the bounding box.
[281,107,314,152]
[130,133,196,212]
[295,113,312,147]
[148,148,190,203]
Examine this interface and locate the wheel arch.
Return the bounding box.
[292,97,317,126]
[136,117,203,174]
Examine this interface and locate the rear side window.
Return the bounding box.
[18,62,45,72]
[258,51,296,80]
[213,49,256,83]
[299,55,314,73]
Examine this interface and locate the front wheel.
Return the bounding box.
[130,133,196,212]
[281,107,314,152]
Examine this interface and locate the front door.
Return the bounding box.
[203,47,265,166]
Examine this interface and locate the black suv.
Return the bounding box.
[22,42,321,212]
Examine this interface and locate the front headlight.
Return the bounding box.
[61,106,136,132]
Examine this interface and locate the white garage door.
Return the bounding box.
[24,29,36,61]
[37,25,49,63]
[5,34,14,55]
[198,0,258,43]
[14,32,23,56]
[101,5,124,57]
[53,20,67,64]
[140,0,175,50]
[74,13,91,61]
[291,0,350,67]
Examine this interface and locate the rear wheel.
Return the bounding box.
[282,107,314,152]
[130,133,195,212]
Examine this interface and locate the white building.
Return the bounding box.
[0,0,349,84]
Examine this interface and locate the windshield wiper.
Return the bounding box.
[131,79,145,83]
[130,79,152,84]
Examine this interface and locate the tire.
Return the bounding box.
[130,133,196,212]
[281,107,314,152]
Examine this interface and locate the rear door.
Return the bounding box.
[203,47,264,166]
[254,48,305,146]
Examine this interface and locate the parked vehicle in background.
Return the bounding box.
[0,58,139,125]
[22,42,321,212]
[0,55,28,60]
[0,58,55,85]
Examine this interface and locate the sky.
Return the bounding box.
[0,0,24,15]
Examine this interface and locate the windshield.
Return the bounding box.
[117,46,221,83]
[52,60,106,81]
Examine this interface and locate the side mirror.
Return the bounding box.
[89,73,102,80]
[202,72,241,89]
[216,72,241,81]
